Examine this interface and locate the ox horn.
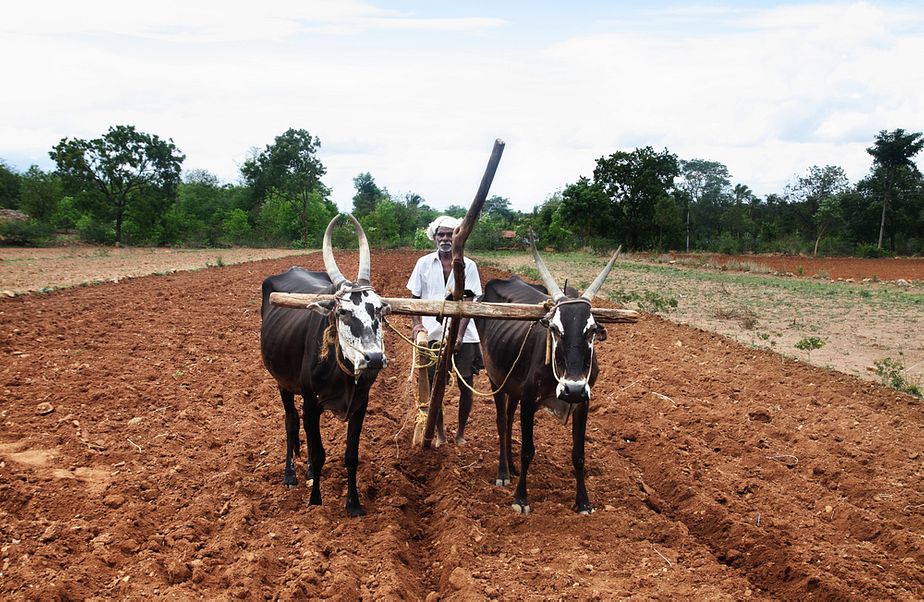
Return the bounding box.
[529,236,565,302]
[322,215,348,289]
[581,246,621,302]
[351,214,372,285]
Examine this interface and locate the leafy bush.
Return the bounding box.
[222,208,252,245]
[76,214,114,244]
[874,358,922,397]
[609,288,678,314]
[856,243,884,258]
[795,336,825,359]
[0,219,53,246]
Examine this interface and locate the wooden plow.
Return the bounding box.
[269,139,639,448]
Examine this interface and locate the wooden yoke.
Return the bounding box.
[422,139,506,448]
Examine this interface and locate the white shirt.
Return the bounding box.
[407,252,482,343]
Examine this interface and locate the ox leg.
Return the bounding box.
[494,391,511,486]
[344,394,369,517]
[512,400,536,514]
[572,402,593,514]
[506,397,519,476]
[280,388,299,488]
[303,402,325,506]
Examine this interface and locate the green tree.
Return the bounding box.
[678,159,732,251]
[594,146,679,249]
[222,208,252,245]
[19,165,63,223]
[560,177,612,246]
[483,195,515,226]
[241,128,328,248]
[351,172,387,218]
[0,160,20,209]
[786,165,849,244]
[867,129,924,249]
[360,198,400,248]
[653,195,683,249]
[50,125,184,244]
[812,194,844,256]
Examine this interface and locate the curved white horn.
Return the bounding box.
[323,215,348,289]
[529,236,565,302]
[348,214,371,284]
[581,246,621,302]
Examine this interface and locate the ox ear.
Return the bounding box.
[595,325,608,341]
[306,300,336,316]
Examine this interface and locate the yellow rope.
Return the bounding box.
[320,322,355,377]
[451,321,538,397]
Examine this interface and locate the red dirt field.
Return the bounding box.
[1,250,922,600]
[661,253,924,281]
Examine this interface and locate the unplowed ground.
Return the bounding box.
[1,250,922,600]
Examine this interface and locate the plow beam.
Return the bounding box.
[269,292,639,324]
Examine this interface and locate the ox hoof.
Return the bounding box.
[511,502,531,514]
[284,481,298,490]
[347,506,366,518]
[495,478,510,487]
[578,508,595,516]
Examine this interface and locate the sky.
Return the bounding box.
[2,1,923,213]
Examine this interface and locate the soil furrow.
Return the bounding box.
[1,250,921,599]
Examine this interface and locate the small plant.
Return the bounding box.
[608,288,677,314]
[874,358,922,397]
[516,265,541,281]
[756,332,770,341]
[215,256,225,267]
[796,266,805,276]
[795,336,825,359]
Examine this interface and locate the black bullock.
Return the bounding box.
[261,214,390,516]
[476,241,619,514]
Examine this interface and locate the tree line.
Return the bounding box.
[1,125,921,256]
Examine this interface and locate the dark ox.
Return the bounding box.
[476,242,619,514]
[261,214,390,516]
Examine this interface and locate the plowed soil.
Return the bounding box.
[1,250,922,600]
[661,253,924,282]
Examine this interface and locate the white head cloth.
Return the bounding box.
[426,215,461,241]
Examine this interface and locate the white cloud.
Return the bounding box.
[1,1,922,212]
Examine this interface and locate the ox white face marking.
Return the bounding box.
[335,288,390,376]
[583,315,596,336]
[548,302,596,403]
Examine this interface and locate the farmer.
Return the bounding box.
[407,215,484,445]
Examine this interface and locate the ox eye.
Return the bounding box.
[380,303,392,316]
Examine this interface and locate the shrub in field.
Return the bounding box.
[0,218,53,245]
[795,336,825,359]
[856,243,884,258]
[609,288,678,314]
[874,358,922,397]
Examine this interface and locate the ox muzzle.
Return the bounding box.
[556,379,591,404]
[355,351,386,372]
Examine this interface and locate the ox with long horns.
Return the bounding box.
[260,214,390,516]
[476,240,620,514]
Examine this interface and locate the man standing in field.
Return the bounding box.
[407,215,483,445]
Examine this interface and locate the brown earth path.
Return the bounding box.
[0,251,921,599]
